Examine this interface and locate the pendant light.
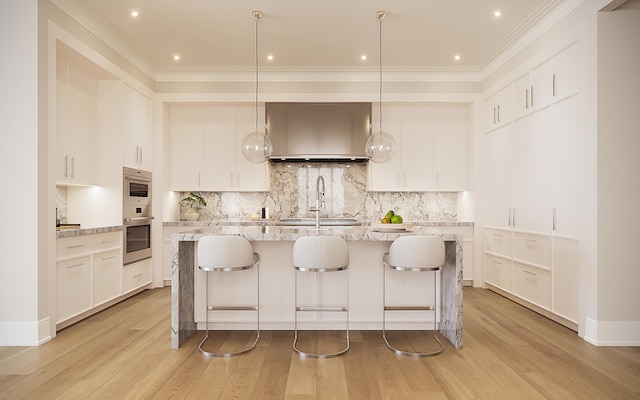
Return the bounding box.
[365,10,396,163]
[241,10,273,163]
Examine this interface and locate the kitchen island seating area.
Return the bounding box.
[197,235,260,357]
[383,236,446,357]
[293,235,350,358]
[170,226,463,351]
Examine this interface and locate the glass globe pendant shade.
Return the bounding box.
[365,130,396,163]
[241,130,273,163]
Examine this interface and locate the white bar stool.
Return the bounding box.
[197,235,260,357]
[293,235,350,358]
[382,235,445,357]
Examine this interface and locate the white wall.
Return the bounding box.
[592,0,640,345]
[0,0,45,345]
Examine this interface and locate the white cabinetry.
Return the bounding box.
[56,58,100,185]
[513,59,553,120]
[123,258,153,294]
[170,104,270,191]
[55,231,122,327]
[484,84,512,131]
[482,41,582,330]
[123,84,152,170]
[367,104,467,191]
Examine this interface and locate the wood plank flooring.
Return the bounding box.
[1,287,638,399]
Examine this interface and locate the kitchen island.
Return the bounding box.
[171,225,463,349]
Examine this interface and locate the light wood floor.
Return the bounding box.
[1,287,638,400]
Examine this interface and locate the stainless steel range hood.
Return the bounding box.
[266,102,371,162]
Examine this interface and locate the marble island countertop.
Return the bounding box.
[171,224,463,242]
[164,220,474,228]
[55,225,123,239]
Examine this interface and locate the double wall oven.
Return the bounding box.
[123,167,153,265]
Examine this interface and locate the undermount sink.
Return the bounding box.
[276,218,361,226]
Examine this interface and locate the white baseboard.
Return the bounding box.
[0,319,51,346]
[584,317,640,346]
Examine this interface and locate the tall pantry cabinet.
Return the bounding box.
[483,41,583,329]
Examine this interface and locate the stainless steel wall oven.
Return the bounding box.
[123,167,153,265]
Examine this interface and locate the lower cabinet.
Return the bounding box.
[56,231,151,329]
[56,255,92,323]
[483,228,577,329]
[123,258,153,294]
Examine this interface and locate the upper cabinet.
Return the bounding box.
[484,84,512,132]
[552,42,581,101]
[170,104,270,192]
[56,57,100,185]
[367,104,467,192]
[123,84,152,171]
[513,59,553,120]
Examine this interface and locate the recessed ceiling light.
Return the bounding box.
[173,55,180,61]
[361,55,367,61]
[267,55,273,61]
[454,54,461,61]
[130,10,139,17]
[494,10,502,17]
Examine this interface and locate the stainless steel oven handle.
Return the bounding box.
[124,216,154,224]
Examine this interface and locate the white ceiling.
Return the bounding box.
[52,0,568,79]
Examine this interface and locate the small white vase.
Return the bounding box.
[184,207,200,221]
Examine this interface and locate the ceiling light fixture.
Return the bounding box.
[454,54,461,61]
[173,54,180,61]
[494,10,502,17]
[365,10,396,163]
[130,10,139,17]
[241,10,273,163]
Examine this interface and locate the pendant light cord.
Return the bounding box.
[378,13,383,134]
[255,14,260,133]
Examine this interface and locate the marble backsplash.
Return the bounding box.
[179,163,458,222]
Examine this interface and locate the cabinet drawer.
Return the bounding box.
[484,254,512,292]
[57,231,121,259]
[56,256,92,323]
[485,229,512,258]
[513,262,551,310]
[123,258,152,293]
[513,233,551,268]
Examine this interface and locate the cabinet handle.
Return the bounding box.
[512,208,516,227]
[101,240,115,244]
[494,261,503,266]
[66,263,85,269]
[493,106,497,124]
[101,255,116,261]
[491,233,502,237]
[497,104,500,122]
[525,89,529,109]
[133,273,143,278]
[523,269,537,276]
[139,146,143,165]
[523,238,537,243]
[553,208,557,231]
[66,244,85,249]
[552,74,557,97]
[530,85,534,108]
[64,155,68,178]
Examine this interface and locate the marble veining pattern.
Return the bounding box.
[179,163,458,222]
[170,225,463,349]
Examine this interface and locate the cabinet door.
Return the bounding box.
[93,249,122,307]
[550,96,580,237]
[433,105,467,191]
[234,105,270,191]
[402,105,435,190]
[512,108,551,233]
[482,125,512,229]
[512,72,531,120]
[66,63,100,185]
[202,106,237,190]
[530,59,553,111]
[170,106,204,191]
[56,59,69,183]
[123,85,139,168]
[137,92,153,171]
[56,256,92,323]
[553,42,581,101]
[552,237,578,322]
[367,105,403,191]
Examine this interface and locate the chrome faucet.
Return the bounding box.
[310,175,325,229]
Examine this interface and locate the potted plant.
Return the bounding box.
[180,192,207,221]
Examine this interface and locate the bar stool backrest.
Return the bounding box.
[293,236,349,270]
[388,236,445,269]
[198,235,255,269]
